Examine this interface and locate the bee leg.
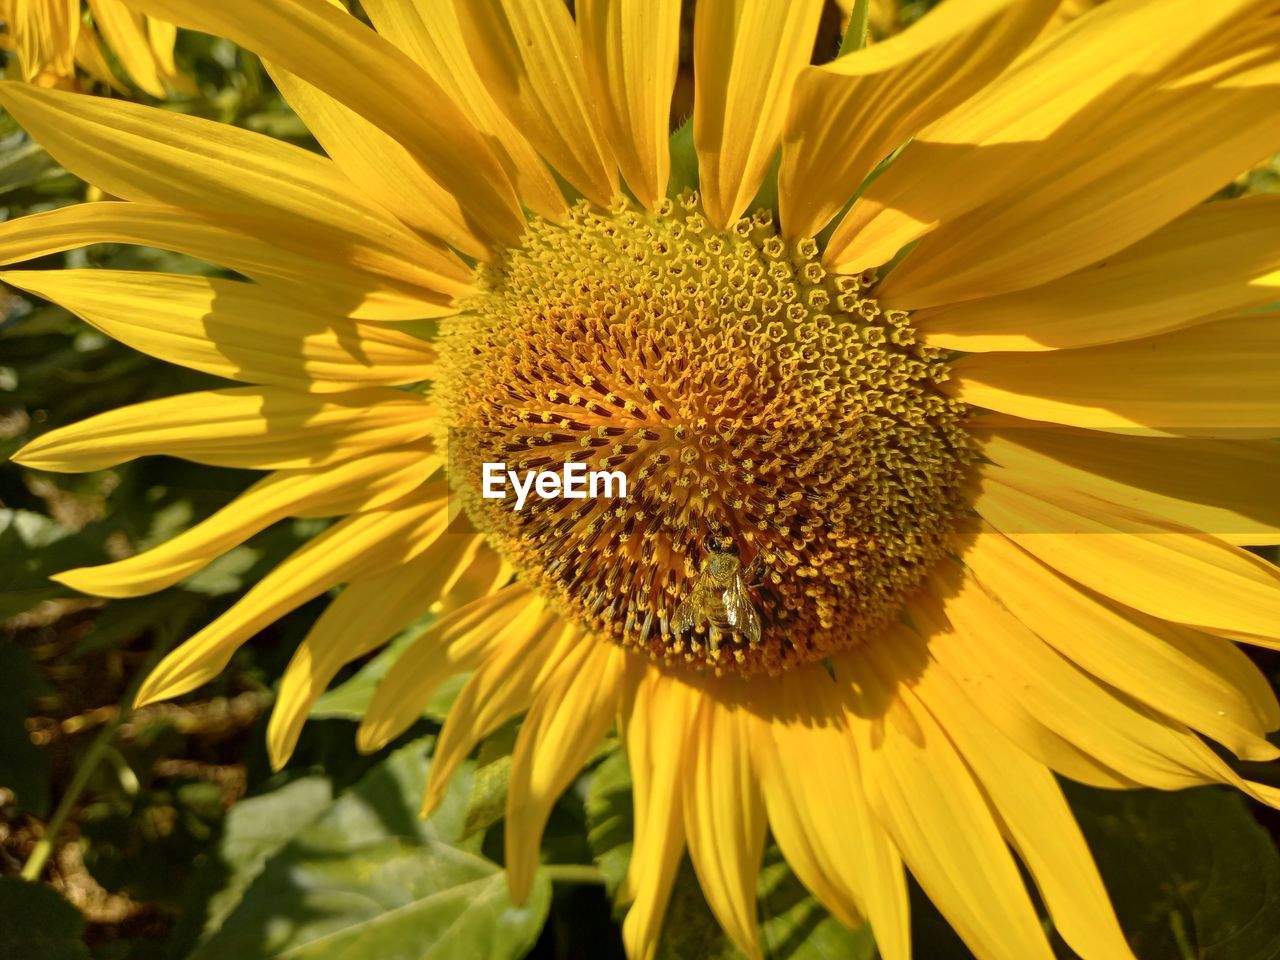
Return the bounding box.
[745,555,767,588]
[707,626,721,655]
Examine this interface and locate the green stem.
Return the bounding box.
[20,613,180,883]
[839,0,872,56]
[21,696,130,881]
[1169,909,1197,960]
[542,863,608,886]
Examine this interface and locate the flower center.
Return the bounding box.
[436,194,970,676]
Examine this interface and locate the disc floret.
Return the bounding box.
[437,193,970,675]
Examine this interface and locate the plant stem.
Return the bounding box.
[21,697,129,881]
[542,863,608,886]
[20,611,183,882]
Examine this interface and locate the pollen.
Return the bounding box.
[436,193,971,676]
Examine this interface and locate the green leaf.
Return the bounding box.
[463,727,518,839]
[656,859,740,960]
[584,748,633,901]
[758,850,878,960]
[310,623,465,723]
[584,747,877,959]
[200,774,335,940]
[668,119,698,198]
[1066,783,1280,960]
[194,738,550,960]
[66,591,204,660]
[0,641,52,815]
[0,877,89,960]
[838,0,871,55]
[0,509,80,618]
[80,777,227,909]
[0,139,61,196]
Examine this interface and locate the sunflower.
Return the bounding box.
[4,0,1280,957]
[0,0,189,97]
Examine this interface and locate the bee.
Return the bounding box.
[672,534,763,652]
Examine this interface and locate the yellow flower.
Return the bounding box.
[0,0,189,97]
[4,1,1280,958]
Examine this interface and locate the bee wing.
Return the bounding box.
[740,600,762,645]
[672,591,700,633]
[720,575,762,644]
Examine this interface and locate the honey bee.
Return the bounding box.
[672,535,763,651]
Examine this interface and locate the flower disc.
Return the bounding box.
[438,194,971,675]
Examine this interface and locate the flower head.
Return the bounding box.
[3,1,1280,959]
[443,193,971,674]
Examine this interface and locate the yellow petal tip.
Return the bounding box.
[133,683,169,710]
[8,445,36,467]
[8,443,69,473]
[49,567,114,596]
[505,867,534,909]
[419,781,446,819]
[52,568,149,599]
[354,724,386,755]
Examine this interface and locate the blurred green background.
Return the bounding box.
[3,6,1280,960]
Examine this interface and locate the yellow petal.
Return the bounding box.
[73,25,130,95]
[356,585,544,755]
[0,202,451,321]
[268,65,490,260]
[12,386,435,473]
[750,669,910,960]
[0,82,471,312]
[751,696,859,929]
[54,444,440,599]
[455,0,618,208]
[577,0,680,209]
[779,0,1055,240]
[880,630,1135,960]
[959,520,1279,759]
[883,38,1280,306]
[87,0,167,98]
[125,0,525,246]
[438,543,516,614]
[681,689,766,960]
[974,419,1280,545]
[694,0,824,228]
[506,637,631,904]
[144,16,191,93]
[136,487,451,707]
[267,534,483,770]
[1156,621,1280,732]
[911,585,1147,791]
[619,666,692,960]
[950,312,1280,438]
[838,647,1055,960]
[929,562,1280,806]
[972,474,1280,646]
[828,0,1273,280]
[11,0,78,83]
[918,195,1280,351]
[0,270,437,391]
[1126,612,1280,757]
[417,616,572,816]
[359,0,566,220]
